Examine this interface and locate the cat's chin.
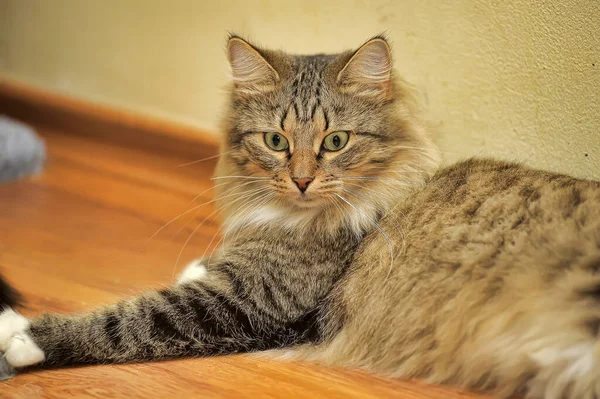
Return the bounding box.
[293,204,321,212]
[290,195,327,210]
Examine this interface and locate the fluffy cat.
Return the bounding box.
[1,35,599,398]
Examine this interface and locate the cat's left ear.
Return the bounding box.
[337,37,392,98]
[227,36,279,94]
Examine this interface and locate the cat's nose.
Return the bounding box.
[293,178,313,193]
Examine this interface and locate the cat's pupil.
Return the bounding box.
[332,135,341,148]
[272,134,281,147]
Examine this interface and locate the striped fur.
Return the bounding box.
[24,225,361,366]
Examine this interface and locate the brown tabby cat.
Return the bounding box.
[1,35,599,398]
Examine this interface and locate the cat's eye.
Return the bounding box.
[264,132,289,151]
[322,131,349,152]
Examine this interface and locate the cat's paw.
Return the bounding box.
[177,260,208,284]
[0,308,44,368]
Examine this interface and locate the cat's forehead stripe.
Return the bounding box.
[282,56,332,129]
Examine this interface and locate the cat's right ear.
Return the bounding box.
[227,36,279,94]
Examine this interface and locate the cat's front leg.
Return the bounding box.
[0,262,323,375]
[0,308,45,369]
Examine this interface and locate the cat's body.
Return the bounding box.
[292,158,600,397]
[1,35,599,398]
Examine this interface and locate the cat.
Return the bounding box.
[1,34,599,398]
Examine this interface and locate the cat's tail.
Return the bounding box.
[0,273,21,310]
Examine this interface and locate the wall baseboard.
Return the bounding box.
[0,77,219,159]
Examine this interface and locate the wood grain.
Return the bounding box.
[0,83,489,398]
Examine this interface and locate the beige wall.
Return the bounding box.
[1,0,598,179]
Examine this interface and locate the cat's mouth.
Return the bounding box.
[294,193,315,205]
[290,192,333,211]
[277,181,334,210]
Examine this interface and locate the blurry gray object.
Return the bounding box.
[0,355,15,381]
[0,115,46,183]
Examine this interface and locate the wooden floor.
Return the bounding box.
[0,122,489,398]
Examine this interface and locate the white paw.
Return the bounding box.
[0,308,45,368]
[177,260,208,284]
[0,308,29,348]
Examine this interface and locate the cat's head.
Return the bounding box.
[216,35,439,233]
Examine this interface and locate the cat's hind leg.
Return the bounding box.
[471,273,600,399]
[523,279,600,399]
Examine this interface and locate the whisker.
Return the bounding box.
[341,188,407,277]
[389,145,451,155]
[151,184,270,241]
[342,187,406,240]
[191,179,265,204]
[203,190,275,265]
[178,154,220,167]
[188,181,227,204]
[218,192,276,261]
[177,146,241,167]
[175,182,270,237]
[328,193,351,228]
[339,174,470,186]
[150,203,213,242]
[339,177,429,185]
[206,188,273,250]
[211,176,271,181]
[357,163,432,172]
[171,210,216,283]
[171,186,272,282]
[342,182,393,199]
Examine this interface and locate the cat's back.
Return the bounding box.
[412,157,597,230]
[436,157,599,205]
[381,158,600,277]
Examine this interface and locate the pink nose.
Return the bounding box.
[293,178,313,193]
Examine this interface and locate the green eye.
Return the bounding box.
[322,131,349,152]
[264,132,289,151]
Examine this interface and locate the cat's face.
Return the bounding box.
[217,36,439,230]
